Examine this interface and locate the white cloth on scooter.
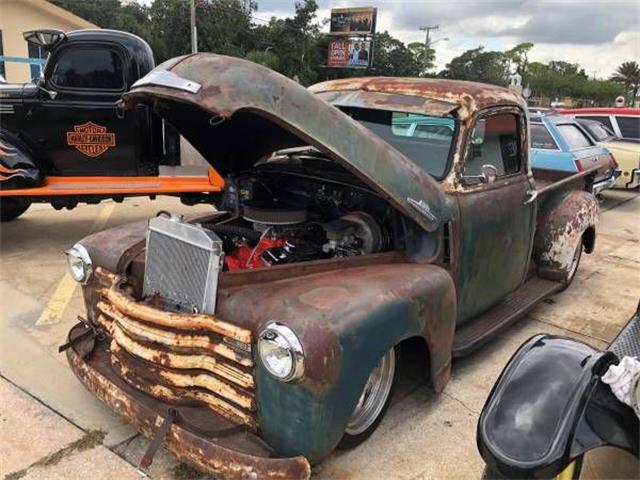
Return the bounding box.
[601,356,640,418]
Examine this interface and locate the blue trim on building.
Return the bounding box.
[0,56,47,65]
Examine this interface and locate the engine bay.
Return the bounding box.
[201,153,400,271]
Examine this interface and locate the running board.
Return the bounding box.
[0,174,223,197]
[453,277,563,357]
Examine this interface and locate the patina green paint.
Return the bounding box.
[255,300,419,462]
[454,175,536,322]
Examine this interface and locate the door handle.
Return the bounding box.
[524,190,538,205]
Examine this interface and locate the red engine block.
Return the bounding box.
[225,237,286,271]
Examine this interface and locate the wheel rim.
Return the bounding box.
[345,348,395,435]
[567,242,582,281]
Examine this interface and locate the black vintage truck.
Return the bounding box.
[0,29,222,222]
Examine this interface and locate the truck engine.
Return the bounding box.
[202,160,396,271]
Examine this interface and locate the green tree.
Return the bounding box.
[504,42,533,76]
[547,60,587,78]
[407,41,435,76]
[611,61,640,104]
[527,61,623,105]
[440,47,509,86]
[51,0,254,63]
[245,50,280,70]
[367,31,420,77]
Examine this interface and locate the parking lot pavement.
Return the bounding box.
[0,190,638,479]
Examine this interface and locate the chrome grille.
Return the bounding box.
[143,215,223,314]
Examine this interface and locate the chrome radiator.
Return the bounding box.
[143,215,223,314]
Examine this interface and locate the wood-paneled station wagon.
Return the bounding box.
[61,54,601,479]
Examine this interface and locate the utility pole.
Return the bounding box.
[420,24,439,49]
[190,0,198,54]
[419,24,439,73]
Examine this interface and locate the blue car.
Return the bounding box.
[530,113,619,194]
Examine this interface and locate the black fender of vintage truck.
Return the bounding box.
[532,189,598,279]
[477,334,638,479]
[0,130,43,190]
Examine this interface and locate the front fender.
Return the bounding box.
[0,130,42,190]
[477,335,638,479]
[533,189,598,279]
[216,263,456,463]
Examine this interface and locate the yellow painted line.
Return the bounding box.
[35,203,116,326]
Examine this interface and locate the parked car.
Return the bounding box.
[477,303,639,479]
[558,107,640,141]
[391,114,455,141]
[576,118,639,189]
[0,29,223,222]
[530,113,619,195]
[62,55,602,479]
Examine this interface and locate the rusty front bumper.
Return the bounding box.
[66,327,310,480]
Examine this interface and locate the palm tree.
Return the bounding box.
[611,61,640,105]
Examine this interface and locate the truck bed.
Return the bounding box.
[532,165,600,199]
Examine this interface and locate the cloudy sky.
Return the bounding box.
[252,0,639,77]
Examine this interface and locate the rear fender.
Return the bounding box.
[0,130,42,189]
[477,335,638,479]
[533,189,598,279]
[216,263,456,462]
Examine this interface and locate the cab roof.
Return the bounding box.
[309,77,527,120]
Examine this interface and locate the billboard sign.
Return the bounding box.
[328,39,371,68]
[329,7,377,36]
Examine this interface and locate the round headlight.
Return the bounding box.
[258,322,304,382]
[65,244,93,284]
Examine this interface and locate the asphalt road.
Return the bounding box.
[0,190,638,479]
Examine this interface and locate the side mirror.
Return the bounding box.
[35,79,57,100]
[461,164,499,186]
[481,164,498,184]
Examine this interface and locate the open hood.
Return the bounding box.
[123,54,447,231]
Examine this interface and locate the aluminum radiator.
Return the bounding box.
[143,215,223,314]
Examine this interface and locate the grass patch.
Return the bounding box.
[4,430,106,480]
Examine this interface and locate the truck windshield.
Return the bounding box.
[342,107,456,179]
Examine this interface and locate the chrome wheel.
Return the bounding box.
[345,348,396,435]
[566,242,582,283]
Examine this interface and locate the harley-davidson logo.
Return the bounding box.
[66,122,116,157]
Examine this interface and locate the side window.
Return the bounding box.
[27,42,48,80]
[531,123,559,149]
[465,113,521,177]
[51,47,124,91]
[616,116,640,139]
[580,115,613,131]
[556,124,593,149]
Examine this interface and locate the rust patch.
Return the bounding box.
[66,333,311,479]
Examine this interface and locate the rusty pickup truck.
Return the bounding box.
[62,54,601,479]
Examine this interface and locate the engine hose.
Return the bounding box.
[205,224,262,244]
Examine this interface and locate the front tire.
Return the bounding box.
[338,347,397,449]
[0,198,31,222]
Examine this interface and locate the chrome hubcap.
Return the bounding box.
[345,348,395,435]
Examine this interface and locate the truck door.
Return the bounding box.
[454,109,536,323]
[32,42,137,176]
